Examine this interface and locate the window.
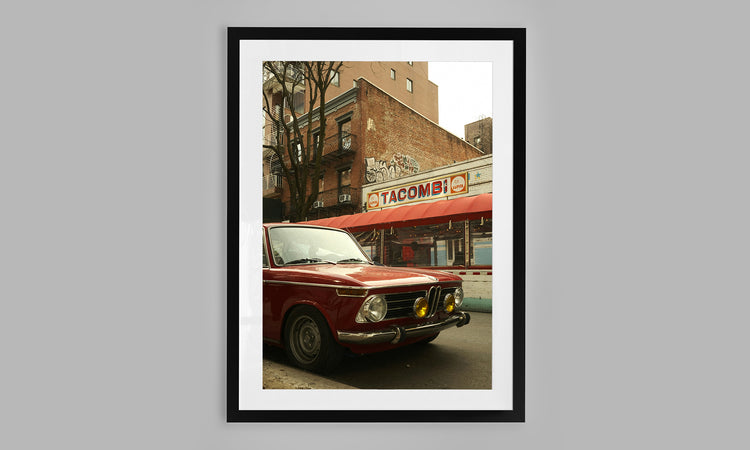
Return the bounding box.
[310,130,321,161]
[269,227,368,267]
[330,70,339,87]
[291,141,302,162]
[390,69,396,79]
[385,223,463,267]
[469,218,492,266]
[318,174,325,192]
[292,90,305,114]
[445,238,465,267]
[474,136,482,146]
[355,219,492,268]
[406,78,413,93]
[353,229,382,264]
[408,61,413,66]
[338,118,352,150]
[337,167,351,204]
[337,168,351,191]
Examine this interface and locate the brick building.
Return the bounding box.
[464,116,493,154]
[263,62,484,222]
[325,61,439,123]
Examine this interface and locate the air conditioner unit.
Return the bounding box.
[339,194,351,203]
[313,201,324,208]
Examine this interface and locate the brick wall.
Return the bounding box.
[357,78,484,185]
[464,117,493,154]
[267,78,484,221]
[325,61,438,123]
[274,100,361,217]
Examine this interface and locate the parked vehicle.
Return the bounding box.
[262,223,470,372]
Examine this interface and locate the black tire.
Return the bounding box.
[283,305,343,373]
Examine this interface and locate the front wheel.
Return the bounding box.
[283,306,343,373]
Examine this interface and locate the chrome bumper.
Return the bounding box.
[337,312,471,345]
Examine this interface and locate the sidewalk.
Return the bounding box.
[263,359,357,389]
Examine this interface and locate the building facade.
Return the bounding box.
[464,116,493,154]
[361,154,492,212]
[307,61,439,123]
[304,155,494,311]
[262,64,484,223]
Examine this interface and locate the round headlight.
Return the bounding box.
[453,288,464,308]
[413,296,428,318]
[358,295,387,322]
[444,293,455,313]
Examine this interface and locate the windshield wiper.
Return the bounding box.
[284,258,336,265]
[336,258,371,264]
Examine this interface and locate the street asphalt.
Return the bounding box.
[263,311,492,389]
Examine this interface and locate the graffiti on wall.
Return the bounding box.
[365,153,421,183]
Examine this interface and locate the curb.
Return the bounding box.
[263,359,358,390]
[462,297,492,313]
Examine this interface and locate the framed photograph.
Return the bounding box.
[228,28,525,422]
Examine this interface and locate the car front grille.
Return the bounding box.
[384,286,457,320]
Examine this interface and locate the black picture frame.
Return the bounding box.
[228,27,525,422]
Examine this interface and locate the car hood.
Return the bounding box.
[267,263,461,288]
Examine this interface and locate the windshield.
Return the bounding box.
[268,226,371,266]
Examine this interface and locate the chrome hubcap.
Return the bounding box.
[290,316,320,364]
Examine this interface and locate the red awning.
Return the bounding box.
[303,193,492,232]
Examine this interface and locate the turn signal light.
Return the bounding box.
[336,287,367,297]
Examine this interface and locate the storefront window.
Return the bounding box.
[382,223,465,267]
[353,229,381,264]
[469,218,492,266]
[353,218,492,269]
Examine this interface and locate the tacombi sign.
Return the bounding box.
[366,172,469,210]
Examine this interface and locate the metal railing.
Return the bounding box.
[320,132,357,160]
[263,174,283,191]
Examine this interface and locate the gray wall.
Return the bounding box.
[2,1,748,449]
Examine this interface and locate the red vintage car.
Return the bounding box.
[263,223,471,372]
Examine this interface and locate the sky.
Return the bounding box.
[428,62,493,139]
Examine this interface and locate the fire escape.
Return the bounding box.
[309,131,358,219]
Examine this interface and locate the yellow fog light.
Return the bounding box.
[444,293,455,313]
[413,296,429,318]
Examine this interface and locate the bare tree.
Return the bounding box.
[262,61,344,222]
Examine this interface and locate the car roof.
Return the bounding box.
[263,223,342,231]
